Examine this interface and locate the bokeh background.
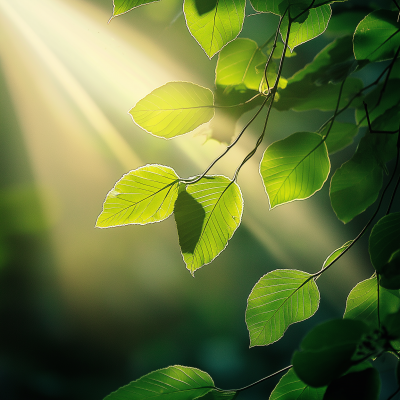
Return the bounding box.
[0,0,398,399]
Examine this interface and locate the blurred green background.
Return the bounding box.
[0,0,395,399]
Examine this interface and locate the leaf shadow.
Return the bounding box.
[174,190,206,254]
[194,0,217,15]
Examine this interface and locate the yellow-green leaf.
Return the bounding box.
[96,164,180,227]
[130,82,215,139]
[260,132,330,209]
[183,0,245,58]
[174,176,243,275]
[246,269,320,347]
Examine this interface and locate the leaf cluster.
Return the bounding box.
[99,0,400,399]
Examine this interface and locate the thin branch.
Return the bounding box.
[387,386,400,400]
[313,147,400,278]
[387,130,400,214]
[229,365,292,392]
[376,46,400,107]
[181,95,271,184]
[321,79,346,141]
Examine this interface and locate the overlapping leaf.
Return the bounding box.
[215,38,267,91]
[174,176,243,275]
[292,319,369,387]
[111,0,159,18]
[246,269,320,347]
[369,213,400,273]
[130,82,215,139]
[260,132,330,209]
[183,0,245,58]
[96,165,180,227]
[104,365,215,400]
[280,5,332,51]
[344,276,400,329]
[330,134,384,224]
[354,10,400,62]
[270,369,327,400]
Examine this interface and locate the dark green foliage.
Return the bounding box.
[97,0,400,399]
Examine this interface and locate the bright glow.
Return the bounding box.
[0,0,364,315]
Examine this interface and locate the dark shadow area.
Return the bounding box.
[194,0,218,16]
[174,190,206,254]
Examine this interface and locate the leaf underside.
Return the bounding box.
[246,269,320,347]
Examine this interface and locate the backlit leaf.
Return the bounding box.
[130,82,214,139]
[260,132,330,209]
[104,365,215,400]
[183,0,245,58]
[280,5,332,51]
[354,10,400,62]
[330,134,383,224]
[111,0,159,18]
[369,213,400,273]
[269,368,327,400]
[344,276,400,330]
[174,176,243,275]
[246,269,320,347]
[215,38,267,91]
[96,165,181,227]
[322,240,353,270]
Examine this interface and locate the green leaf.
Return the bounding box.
[130,82,215,139]
[344,276,400,330]
[280,5,332,51]
[174,176,243,275]
[323,367,380,400]
[269,368,327,400]
[322,240,353,269]
[383,310,400,340]
[111,0,159,18]
[260,132,330,209]
[288,36,356,85]
[215,38,267,91]
[292,319,369,387]
[183,0,246,58]
[354,10,400,62]
[246,269,320,347]
[329,134,383,224]
[104,365,215,400]
[369,213,400,273]
[380,249,400,290]
[96,165,181,227]
[322,122,358,154]
[355,80,400,128]
[275,77,363,111]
